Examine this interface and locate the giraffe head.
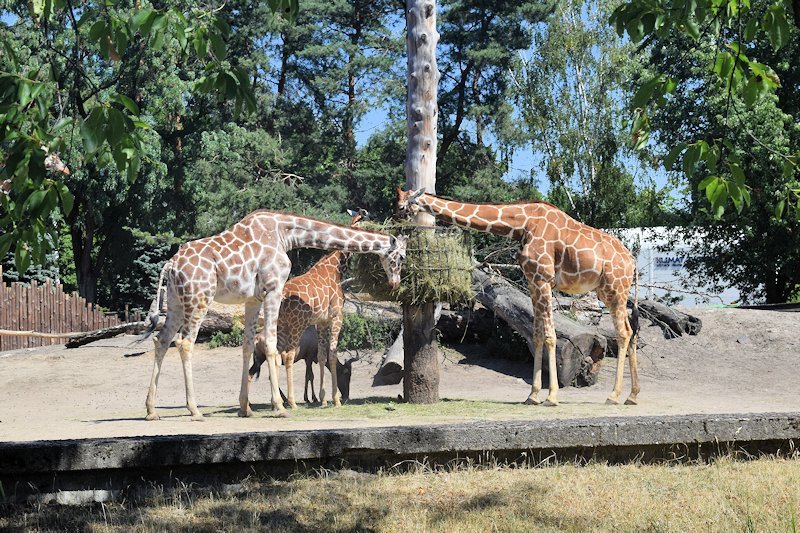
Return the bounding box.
[380,235,407,291]
[346,208,371,225]
[395,187,426,219]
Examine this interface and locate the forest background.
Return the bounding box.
[1,0,798,313]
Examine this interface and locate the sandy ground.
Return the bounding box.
[0,307,798,443]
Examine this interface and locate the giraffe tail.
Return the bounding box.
[629,268,640,336]
[139,261,172,341]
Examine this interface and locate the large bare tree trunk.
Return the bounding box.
[403,0,440,403]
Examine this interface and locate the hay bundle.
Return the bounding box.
[351,223,474,305]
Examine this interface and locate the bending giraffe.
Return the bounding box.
[396,188,640,406]
[249,209,371,409]
[141,210,407,420]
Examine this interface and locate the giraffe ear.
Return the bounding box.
[346,209,357,217]
[409,188,426,201]
[358,208,372,220]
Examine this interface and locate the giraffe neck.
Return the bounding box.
[417,194,526,238]
[279,217,392,255]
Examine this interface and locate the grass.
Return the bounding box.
[2,455,798,532]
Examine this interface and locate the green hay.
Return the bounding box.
[351,222,474,305]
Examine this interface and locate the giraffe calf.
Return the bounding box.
[249,327,354,405]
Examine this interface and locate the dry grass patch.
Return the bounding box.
[2,456,798,532]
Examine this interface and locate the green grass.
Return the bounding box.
[2,456,798,532]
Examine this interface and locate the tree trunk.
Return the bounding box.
[403,301,439,402]
[403,0,440,403]
[374,304,442,386]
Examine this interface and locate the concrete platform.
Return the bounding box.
[2,412,798,503]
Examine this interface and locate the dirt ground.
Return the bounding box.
[0,307,798,443]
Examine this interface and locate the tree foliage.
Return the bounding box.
[610,0,799,218]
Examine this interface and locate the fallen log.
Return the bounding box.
[472,269,607,388]
[65,322,146,348]
[632,298,702,338]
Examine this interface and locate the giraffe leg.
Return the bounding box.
[284,349,298,409]
[525,312,543,405]
[262,289,287,415]
[537,282,559,406]
[625,334,641,405]
[145,313,180,421]
[177,305,209,421]
[329,316,343,407]
[604,295,632,405]
[238,302,261,417]
[303,359,315,404]
[317,326,332,407]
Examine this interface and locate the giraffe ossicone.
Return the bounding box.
[140,210,406,421]
[396,188,641,407]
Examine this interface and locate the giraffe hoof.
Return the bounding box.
[238,408,253,418]
[191,414,205,422]
[145,413,160,421]
[624,397,639,405]
[524,397,541,406]
[288,402,298,409]
[543,399,559,407]
[606,397,621,405]
[275,410,290,418]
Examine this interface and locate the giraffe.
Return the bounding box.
[248,209,370,409]
[141,210,407,420]
[396,188,640,406]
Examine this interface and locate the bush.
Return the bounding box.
[209,323,244,348]
[338,312,401,351]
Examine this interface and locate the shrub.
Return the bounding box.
[338,312,401,351]
[209,323,244,348]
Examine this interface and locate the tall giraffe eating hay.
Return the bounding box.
[396,188,639,406]
[249,209,370,409]
[141,210,407,420]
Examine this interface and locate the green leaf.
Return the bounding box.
[80,107,106,154]
[742,76,760,106]
[0,233,13,259]
[744,17,759,41]
[664,143,686,170]
[194,29,208,59]
[15,244,30,273]
[698,175,716,190]
[114,94,139,115]
[89,20,108,44]
[632,76,661,110]
[209,32,226,61]
[131,8,154,30]
[57,182,74,215]
[126,155,141,184]
[685,18,700,39]
[763,4,791,50]
[22,189,47,215]
[107,108,125,146]
[713,51,734,82]
[730,162,746,186]
[683,144,701,177]
[774,198,785,218]
[782,159,796,178]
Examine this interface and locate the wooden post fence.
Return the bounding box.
[0,266,124,351]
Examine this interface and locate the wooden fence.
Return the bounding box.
[0,267,124,351]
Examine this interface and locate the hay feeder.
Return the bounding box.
[351,223,474,305]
